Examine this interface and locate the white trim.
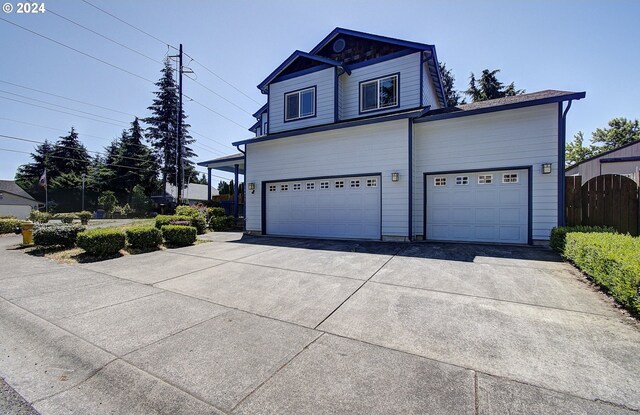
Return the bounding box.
[284,87,316,121]
[360,74,398,113]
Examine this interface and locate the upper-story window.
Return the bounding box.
[284,87,315,121]
[360,74,399,113]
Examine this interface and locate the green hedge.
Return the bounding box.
[208,207,225,218]
[29,210,51,223]
[33,224,85,248]
[550,226,617,253]
[209,215,235,231]
[155,214,206,235]
[54,213,77,224]
[125,226,163,250]
[77,228,126,256]
[564,232,640,315]
[0,218,21,234]
[161,225,197,247]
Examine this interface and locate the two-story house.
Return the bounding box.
[200,28,585,244]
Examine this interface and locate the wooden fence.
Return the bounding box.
[565,174,639,235]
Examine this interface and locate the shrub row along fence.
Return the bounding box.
[565,174,639,236]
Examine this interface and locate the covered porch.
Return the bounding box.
[198,153,245,218]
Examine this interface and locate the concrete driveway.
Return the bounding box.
[0,233,639,414]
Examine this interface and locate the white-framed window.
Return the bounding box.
[434,177,447,187]
[285,87,315,121]
[269,185,276,192]
[455,176,469,185]
[350,179,360,188]
[366,178,377,187]
[502,173,519,183]
[306,182,315,190]
[360,74,398,112]
[320,181,329,189]
[292,183,301,191]
[478,174,493,184]
[280,184,289,191]
[335,180,344,188]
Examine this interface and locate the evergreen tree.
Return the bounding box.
[49,127,91,188]
[465,69,524,102]
[565,132,594,167]
[113,118,158,197]
[591,117,640,152]
[438,62,465,106]
[144,58,197,194]
[14,139,54,193]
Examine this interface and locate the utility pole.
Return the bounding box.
[176,43,183,205]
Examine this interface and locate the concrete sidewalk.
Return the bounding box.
[0,233,638,414]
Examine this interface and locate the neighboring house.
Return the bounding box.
[200,28,585,244]
[0,180,39,218]
[154,183,219,205]
[566,139,640,183]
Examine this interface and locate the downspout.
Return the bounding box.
[558,100,573,226]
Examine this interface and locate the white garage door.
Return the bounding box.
[266,175,381,240]
[425,169,529,244]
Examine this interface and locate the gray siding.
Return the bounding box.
[413,104,560,241]
[340,52,421,120]
[268,67,335,133]
[422,61,442,109]
[566,141,640,183]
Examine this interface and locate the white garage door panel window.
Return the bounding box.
[266,175,381,240]
[426,169,529,244]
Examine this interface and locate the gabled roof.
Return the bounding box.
[248,119,260,133]
[309,27,435,55]
[257,51,346,93]
[252,103,267,119]
[416,90,586,123]
[0,180,36,201]
[566,138,640,170]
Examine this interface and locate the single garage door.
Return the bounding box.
[425,169,529,244]
[265,175,381,240]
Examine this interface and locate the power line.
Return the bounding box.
[47,8,163,64]
[184,94,247,131]
[185,75,253,115]
[0,89,130,125]
[0,96,128,127]
[0,17,155,84]
[0,80,138,118]
[184,54,262,105]
[80,0,175,50]
[190,129,236,151]
[0,133,154,164]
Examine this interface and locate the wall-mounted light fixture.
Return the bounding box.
[541,163,552,175]
[391,172,400,182]
[248,182,255,194]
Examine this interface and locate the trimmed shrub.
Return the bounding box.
[549,226,617,253]
[125,226,163,250]
[175,205,200,217]
[0,218,21,234]
[54,213,77,224]
[209,215,235,231]
[155,214,206,235]
[77,228,126,256]
[161,225,197,247]
[0,215,16,219]
[565,232,640,315]
[33,224,85,248]
[29,210,51,223]
[76,211,93,225]
[207,207,226,218]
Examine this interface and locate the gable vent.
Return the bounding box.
[333,38,346,53]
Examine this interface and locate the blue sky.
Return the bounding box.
[1,0,638,181]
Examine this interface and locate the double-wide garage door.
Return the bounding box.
[265,175,381,240]
[426,169,529,244]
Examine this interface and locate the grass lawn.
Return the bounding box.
[27,218,210,264]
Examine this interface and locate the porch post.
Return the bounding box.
[207,168,212,201]
[233,163,239,218]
